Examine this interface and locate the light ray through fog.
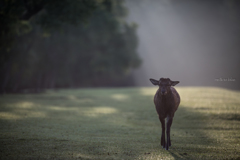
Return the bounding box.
[126,0,240,90]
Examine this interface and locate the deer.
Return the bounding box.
[149,77,180,150]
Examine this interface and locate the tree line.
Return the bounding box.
[0,0,141,93]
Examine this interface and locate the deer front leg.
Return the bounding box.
[166,116,173,150]
[159,117,166,148]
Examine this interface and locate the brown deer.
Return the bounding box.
[149,78,180,150]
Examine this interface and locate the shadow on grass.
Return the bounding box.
[213,113,240,121]
[0,87,239,159]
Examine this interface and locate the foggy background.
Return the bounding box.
[126,0,240,90]
[1,0,240,93]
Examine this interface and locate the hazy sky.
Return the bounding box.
[125,0,240,90]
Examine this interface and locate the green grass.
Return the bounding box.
[0,87,240,160]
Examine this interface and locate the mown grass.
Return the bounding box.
[0,87,240,160]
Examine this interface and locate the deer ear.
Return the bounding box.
[149,78,159,85]
[171,81,179,86]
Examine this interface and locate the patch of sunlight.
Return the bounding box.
[67,95,93,103]
[26,111,46,118]
[0,110,46,120]
[0,112,21,120]
[5,101,36,109]
[49,106,79,111]
[67,95,77,100]
[83,107,118,117]
[16,101,35,109]
[92,107,117,114]
[138,153,175,160]
[139,87,156,96]
[111,94,129,101]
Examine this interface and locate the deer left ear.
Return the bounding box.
[171,81,179,86]
[149,78,159,85]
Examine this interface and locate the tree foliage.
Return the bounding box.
[0,0,97,57]
[0,0,141,93]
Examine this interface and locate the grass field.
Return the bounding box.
[0,87,240,160]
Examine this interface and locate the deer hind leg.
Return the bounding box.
[159,117,166,148]
[166,116,173,150]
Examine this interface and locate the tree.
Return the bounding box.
[0,0,141,93]
[0,0,98,56]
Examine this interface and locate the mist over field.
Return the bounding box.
[1,0,240,93]
[126,0,240,90]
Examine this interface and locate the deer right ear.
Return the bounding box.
[149,78,159,85]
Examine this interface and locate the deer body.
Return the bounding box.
[154,87,180,118]
[150,78,180,150]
